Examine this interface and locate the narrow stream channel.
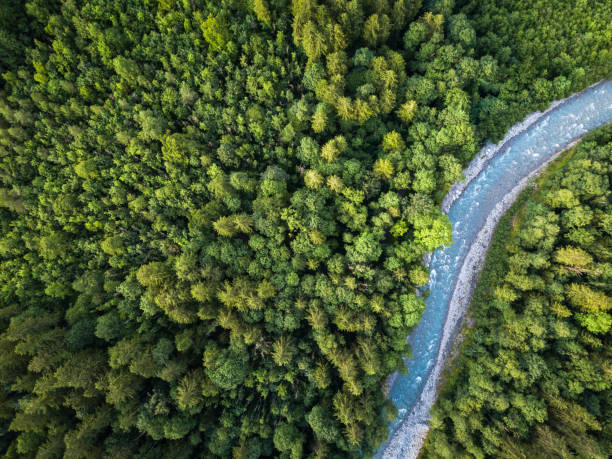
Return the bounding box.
[377,79,612,459]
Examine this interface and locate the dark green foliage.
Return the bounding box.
[424,124,612,458]
[0,1,43,84]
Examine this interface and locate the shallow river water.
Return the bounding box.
[377,80,612,458]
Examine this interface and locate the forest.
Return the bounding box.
[424,123,612,458]
[0,0,609,457]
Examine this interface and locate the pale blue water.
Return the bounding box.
[379,80,612,457]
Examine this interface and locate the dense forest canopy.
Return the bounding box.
[0,0,610,457]
[458,0,612,138]
[424,124,612,458]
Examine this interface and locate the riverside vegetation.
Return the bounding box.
[0,0,610,457]
[424,124,612,458]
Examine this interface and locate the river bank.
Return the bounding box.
[377,79,612,459]
[430,137,581,418]
[421,120,612,458]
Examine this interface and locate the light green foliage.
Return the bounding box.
[100,235,124,256]
[397,100,417,125]
[201,13,231,51]
[311,102,329,133]
[74,159,98,179]
[414,214,452,251]
[382,131,406,152]
[304,169,324,189]
[363,13,392,47]
[373,158,394,179]
[252,0,272,26]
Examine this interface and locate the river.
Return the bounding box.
[377,79,612,458]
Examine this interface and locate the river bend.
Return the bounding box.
[377,79,612,459]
